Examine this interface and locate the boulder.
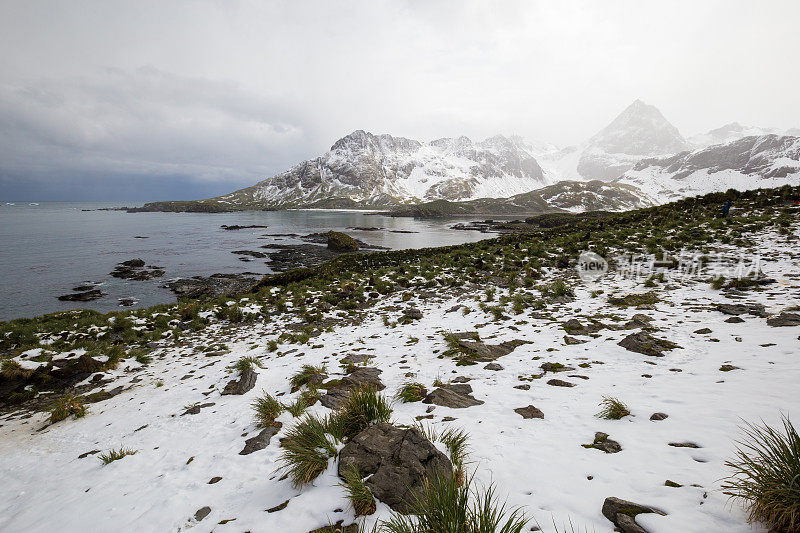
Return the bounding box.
[337,423,452,512]
[547,378,576,387]
[422,386,483,408]
[601,497,666,533]
[239,426,280,455]
[584,432,622,453]
[618,331,678,357]
[766,312,800,327]
[514,405,544,419]
[57,289,105,302]
[716,303,767,317]
[326,231,359,252]
[484,362,504,371]
[447,334,528,362]
[649,412,668,421]
[319,367,385,409]
[221,367,258,395]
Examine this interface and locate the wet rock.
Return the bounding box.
[447,334,527,362]
[239,426,280,455]
[327,231,359,252]
[337,422,452,512]
[403,307,423,320]
[584,432,621,453]
[766,312,800,327]
[319,367,385,409]
[422,386,483,408]
[650,412,668,421]
[514,405,544,419]
[221,224,269,230]
[717,303,767,317]
[232,250,267,258]
[669,441,701,448]
[163,273,258,300]
[547,378,576,387]
[307,521,358,533]
[618,331,678,357]
[110,259,165,280]
[601,496,666,533]
[58,289,105,302]
[221,367,258,395]
[194,506,211,521]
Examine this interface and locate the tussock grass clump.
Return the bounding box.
[252,392,284,427]
[284,396,309,417]
[290,364,327,391]
[234,355,261,374]
[339,464,376,516]
[395,382,426,403]
[336,385,393,439]
[50,393,87,423]
[722,416,800,532]
[1,359,31,379]
[99,447,137,464]
[279,414,340,487]
[416,423,470,484]
[596,396,631,420]
[539,279,574,299]
[378,473,527,533]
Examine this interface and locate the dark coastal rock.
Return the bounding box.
[602,497,666,533]
[514,405,544,419]
[326,231,359,252]
[58,289,105,302]
[163,273,258,300]
[239,426,280,455]
[618,331,678,357]
[232,250,267,258]
[221,224,269,230]
[221,367,258,395]
[766,312,800,327]
[110,259,165,280]
[337,423,452,512]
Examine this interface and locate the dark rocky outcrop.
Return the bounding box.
[618,331,678,357]
[422,384,483,408]
[601,497,666,533]
[766,312,800,327]
[716,303,767,317]
[337,423,452,512]
[514,405,544,419]
[163,273,258,300]
[239,426,280,455]
[57,289,105,302]
[221,367,258,395]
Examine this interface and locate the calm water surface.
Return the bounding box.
[0,202,493,321]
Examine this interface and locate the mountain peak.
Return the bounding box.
[588,100,689,157]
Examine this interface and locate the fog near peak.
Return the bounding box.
[1,0,798,200]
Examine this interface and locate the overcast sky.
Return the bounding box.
[1,0,798,201]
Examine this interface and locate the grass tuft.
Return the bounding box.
[339,464,377,516]
[290,364,327,391]
[278,413,340,488]
[252,392,284,427]
[50,393,87,423]
[234,355,261,374]
[722,415,800,532]
[336,385,393,440]
[98,447,137,464]
[377,472,527,533]
[395,382,427,403]
[595,396,631,420]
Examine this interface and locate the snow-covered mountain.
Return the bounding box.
[617,134,800,202]
[134,100,800,214]
[539,99,691,181]
[688,122,782,148]
[211,130,552,208]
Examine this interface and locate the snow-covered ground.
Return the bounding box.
[1,230,799,533]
